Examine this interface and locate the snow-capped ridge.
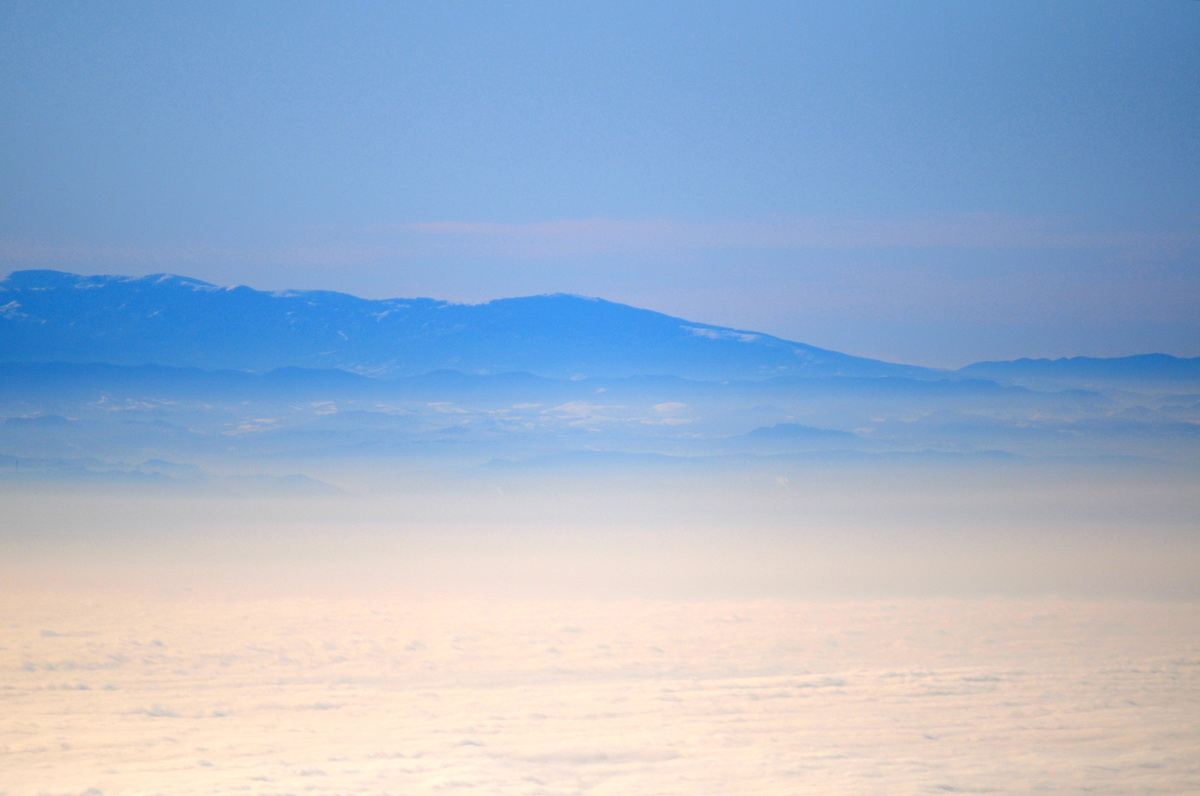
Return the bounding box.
[0,269,937,381]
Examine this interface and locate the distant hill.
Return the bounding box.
[0,270,933,381]
[959,354,1200,388]
[745,422,856,440]
[0,360,1054,409]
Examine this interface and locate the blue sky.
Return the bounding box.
[1,0,1197,366]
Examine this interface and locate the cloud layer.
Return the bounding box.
[4,592,1199,795]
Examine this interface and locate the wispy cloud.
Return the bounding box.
[387,213,1198,260]
[2,213,1196,271]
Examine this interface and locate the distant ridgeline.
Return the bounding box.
[4,270,1197,387]
[1,269,1198,485]
[0,270,931,381]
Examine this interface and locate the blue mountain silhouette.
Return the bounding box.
[0,270,934,380]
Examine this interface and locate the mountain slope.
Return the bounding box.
[0,270,934,380]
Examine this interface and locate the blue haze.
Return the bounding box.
[1,270,1197,492]
[1,1,1197,365]
[0,4,1197,602]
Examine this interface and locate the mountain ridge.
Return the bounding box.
[3,270,1194,382]
[0,269,934,381]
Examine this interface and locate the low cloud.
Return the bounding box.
[5,592,1200,794]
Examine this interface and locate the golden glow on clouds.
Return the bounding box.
[3,592,1199,795]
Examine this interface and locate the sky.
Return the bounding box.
[1,0,1197,367]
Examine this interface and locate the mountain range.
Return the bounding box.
[1,269,1197,486]
[0,269,935,381]
[4,270,1198,385]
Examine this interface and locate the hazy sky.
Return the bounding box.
[1,1,1197,366]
